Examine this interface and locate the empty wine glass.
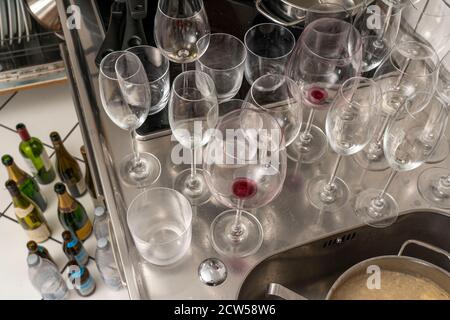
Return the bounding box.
[286,18,363,164]
[203,108,287,257]
[154,0,210,71]
[307,77,381,210]
[195,33,247,102]
[355,94,448,228]
[244,74,302,147]
[354,40,440,171]
[244,23,296,85]
[354,0,403,72]
[169,70,219,205]
[99,51,161,187]
[125,46,170,115]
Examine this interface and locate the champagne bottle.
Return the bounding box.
[62,231,89,266]
[2,155,47,211]
[50,131,86,198]
[5,180,51,243]
[55,183,92,241]
[80,145,103,207]
[16,123,56,185]
[27,240,56,266]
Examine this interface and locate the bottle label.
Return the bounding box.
[75,220,92,241]
[41,151,53,172]
[15,204,34,219]
[67,179,86,197]
[79,275,95,296]
[75,248,89,266]
[25,223,50,242]
[24,149,52,174]
[24,158,38,175]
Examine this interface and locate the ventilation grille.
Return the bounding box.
[322,232,357,248]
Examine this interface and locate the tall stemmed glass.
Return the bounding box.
[244,74,302,147]
[204,107,287,257]
[154,0,210,71]
[355,96,448,228]
[99,51,161,187]
[286,18,363,164]
[307,77,381,210]
[169,71,218,205]
[354,41,440,171]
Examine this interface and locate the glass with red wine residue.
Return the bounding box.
[203,104,287,258]
[286,18,363,164]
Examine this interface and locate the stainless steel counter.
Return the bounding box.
[57,0,450,300]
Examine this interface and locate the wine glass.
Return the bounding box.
[154,0,210,71]
[244,74,302,147]
[99,51,161,187]
[286,18,363,164]
[244,23,296,85]
[195,33,247,102]
[353,0,403,72]
[305,2,351,26]
[307,77,381,210]
[169,70,218,205]
[354,40,440,171]
[355,94,448,228]
[203,107,287,257]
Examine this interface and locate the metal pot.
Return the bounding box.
[255,0,365,26]
[24,0,61,32]
[267,240,450,300]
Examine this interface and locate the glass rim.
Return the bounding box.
[99,50,126,81]
[389,40,439,77]
[305,2,350,14]
[300,18,363,61]
[197,33,247,71]
[127,187,193,246]
[172,70,217,102]
[244,23,296,60]
[157,0,206,20]
[339,76,381,106]
[125,45,170,83]
[249,74,300,112]
[115,51,147,83]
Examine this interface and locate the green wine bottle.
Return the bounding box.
[16,123,56,185]
[2,155,47,211]
[55,183,92,241]
[50,131,87,198]
[5,180,51,243]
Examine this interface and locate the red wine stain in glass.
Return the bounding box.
[232,178,258,199]
[306,87,328,108]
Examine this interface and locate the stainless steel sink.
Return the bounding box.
[238,211,450,300]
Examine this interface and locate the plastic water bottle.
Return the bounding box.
[95,238,123,290]
[93,207,109,240]
[27,254,69,300]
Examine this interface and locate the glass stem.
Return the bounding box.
[130,129,140,167]
[375,115,392,146]
[375,3,393,46]
[181,63,188,72]
[302,109,316,139]
[378,170,398,200]
[231,201,245,241]
[328,155,343,186]
[190,147,197,179]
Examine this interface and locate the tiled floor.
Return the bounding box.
[0,84,129,300]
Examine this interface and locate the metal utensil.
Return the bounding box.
[24,0,61,32]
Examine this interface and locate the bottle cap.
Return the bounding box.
[49,132,62,143]
[94,207,106,217]
[16,123,31,141]
[97,238,109,249]
[27,241,38,252]
[62,231,72,241]
[1,154,13,166]
[54,183,66,195]
[27,254,39,266]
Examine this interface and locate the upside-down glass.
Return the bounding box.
[244,23,296,85]
[307,77,381,210]
[353,0,403,72]
[354,40,440,171]
[169,70,218,205]
[286,18,363,164]
[126,46,170,115]
[195,33,247,102]
[355,94,448,228]
[244,74,302,147]
[154,0,210,71]
[99,51,161,187]
[127,188,193,265]
[203,107,287,257]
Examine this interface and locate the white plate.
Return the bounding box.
[0,0,8,45]
[7,0,17,45]
[16,0,22,44]
[18,0,30,42]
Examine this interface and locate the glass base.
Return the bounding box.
[307,175,349,211]
[119,152,161,188]
[353,149,390,172]
[210,210,263,258]
[174,168,211,206]
[425,136,449,164]
[354,188,398,228]
[287,124,327,164]
[417,168,450,209]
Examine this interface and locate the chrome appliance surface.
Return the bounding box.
[58,0,450,300]
[25,0,61,31]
